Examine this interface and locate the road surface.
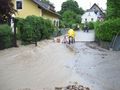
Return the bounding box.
[0,31,120,90]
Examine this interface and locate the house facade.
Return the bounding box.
[81,3,105,23]
[12,0,60,27]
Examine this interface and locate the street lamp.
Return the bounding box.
[12,14,17,47]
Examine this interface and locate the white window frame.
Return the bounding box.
[16,0,23,10]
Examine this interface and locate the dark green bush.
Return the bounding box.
[0,24,12,49]
[17,15,55,45]
[95,18,120,41]
[88,22,94,30]
[41,19,55,39]
[16,18,25,40]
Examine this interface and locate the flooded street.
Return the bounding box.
[71,42,120,90]
[0,31,120,90]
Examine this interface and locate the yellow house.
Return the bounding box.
[12,0,60,27]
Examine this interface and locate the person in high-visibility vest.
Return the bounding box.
[67,28,75,44]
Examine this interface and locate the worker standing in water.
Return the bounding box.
[67,28,76,44]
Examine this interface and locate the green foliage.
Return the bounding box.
[62,10,77,27]
[76,15,82,24]
[79,23,84,30]
[59,20,65,28]
[95,18,120,41]
[0,24,12,49]
[60,0,84,15]
[17,15,55,45]
[107,0,120,19]
[41,19,54,39]
[16,17,24,40]
[79,7,84,15]
[88,22,94,30]
[52,28,61,37]
[71,24,80,30]
[59,0,84,27]
[61,10,82,28]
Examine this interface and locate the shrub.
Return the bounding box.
[41,19,55,39]
[59,20,65,28]
[0,24,12,49]
[80,23,84,30]
[71,24,79,30]
[88,22,94,30]
[16,18,24,40]
[95,18,120,41]
[17,15,55,45]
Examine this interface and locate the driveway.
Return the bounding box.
[75,30,95,42]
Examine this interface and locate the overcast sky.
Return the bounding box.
[49,0,107,11]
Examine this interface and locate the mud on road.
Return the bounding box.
[0,40,120,90]
[69,42,120,90]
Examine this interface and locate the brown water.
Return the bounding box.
[0,40,120,90]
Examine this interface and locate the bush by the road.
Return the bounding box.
[79,23,84,30]
[0,24,13,49]
[88,22,94,30]
[95,18,120,41]
[17,15,55,45]
[80,22,94,30]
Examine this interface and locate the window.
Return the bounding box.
[54,20,56,26]
[91,18,93,21]
[94,10,98,15]
[16,0,23,10]
[85,18,87,21]
[56,20,59,27]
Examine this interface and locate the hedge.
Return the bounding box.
[17,15,55,45]
[0,24,13,49]
[95,18,120,41]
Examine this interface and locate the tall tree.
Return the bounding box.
[107,0,120,19]
[60,0,84,15]
[0,0,16,24]
[62,10,77,27]
[59,0,84,27]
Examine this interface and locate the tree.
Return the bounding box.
[60,0,84,15]
[79,7,84,15]
[0,0,16,24]
[59,0,84,27]
[62,10,79,27]
[107,0,120,19]
[76,15,82,24]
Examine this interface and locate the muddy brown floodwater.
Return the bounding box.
[72,42,120,90]
[0,40,120,90]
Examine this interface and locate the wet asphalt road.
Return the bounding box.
[70,42,120,90]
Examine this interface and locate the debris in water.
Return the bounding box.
[55,82,90,90]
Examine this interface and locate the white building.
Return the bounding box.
[81,3,105,23]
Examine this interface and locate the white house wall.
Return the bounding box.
[81,12,98,23]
